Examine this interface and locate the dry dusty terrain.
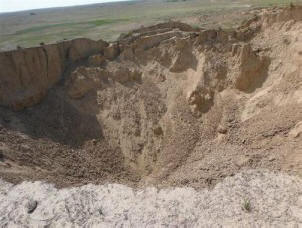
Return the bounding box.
[1,170,302,227]
[0,4,302,226]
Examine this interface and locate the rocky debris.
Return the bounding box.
[217,125,227,134]
[67,67,103,99]
[26,200,38,214]
[106,67,142,84]
[132,31,184,52]
[187,87,214,116]
[289,121,302,138]
[197,29,230,44]
[0,170,302,227]
[119,21,200,42]
[88,54,106,67]
[104,43,120,60]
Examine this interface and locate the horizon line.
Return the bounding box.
[0,0,134,14]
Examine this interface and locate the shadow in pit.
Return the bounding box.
[0,87,103,148]
[236,56,271,94]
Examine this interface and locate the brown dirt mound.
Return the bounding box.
[0,6,301,188]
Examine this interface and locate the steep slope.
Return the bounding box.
[0,6,301,189]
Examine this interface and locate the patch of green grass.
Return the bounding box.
[166,0,189,2]
[14,18,130,35]
[251,0,298,7]
[15,23,75,35]
[87,18,130,26]
[3,17,132,48]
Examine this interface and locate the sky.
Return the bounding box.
[0,0,127,13]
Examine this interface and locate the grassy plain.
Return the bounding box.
[0,0,301,50]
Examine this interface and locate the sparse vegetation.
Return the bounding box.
[242,199,252,212]
[1,0,302,50]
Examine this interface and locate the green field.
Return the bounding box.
[0,0,301,51]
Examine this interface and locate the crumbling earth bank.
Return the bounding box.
[0,6,301,189]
